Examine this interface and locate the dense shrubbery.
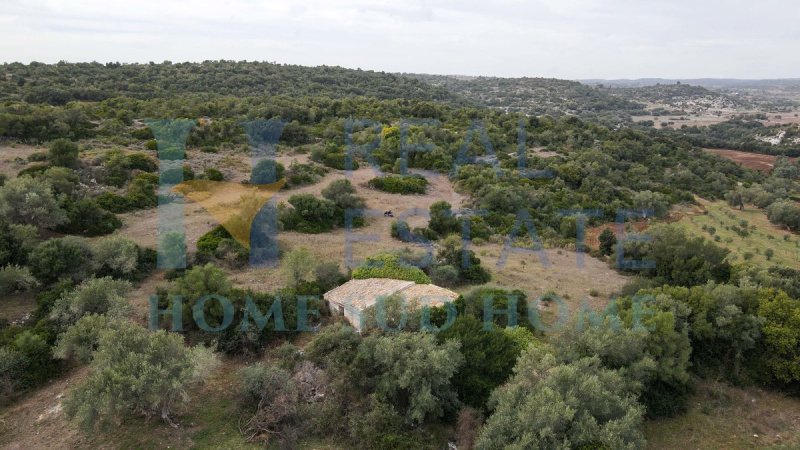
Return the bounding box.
[285,161,328,187]
[196,225,248,268]
[58,198,122,236]
[279,179,366,233]
[618,224,731,287]
[367,174,428,194]
[61,319,218,430]
[235,326,463,448]
[352,253,432,284]
[477,345,645,449]
[95,172,158,213]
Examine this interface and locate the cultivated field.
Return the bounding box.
[675,199,799,268]
[704,148,798,173]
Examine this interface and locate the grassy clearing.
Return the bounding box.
[675,200,799,268]
[645,380,800,449]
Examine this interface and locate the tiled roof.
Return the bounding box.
[323,278,458,311]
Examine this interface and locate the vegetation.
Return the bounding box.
[62,319,218,430]
[1,60,799,450]
[367,174,428,194]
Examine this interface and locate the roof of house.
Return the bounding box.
[323,278,458,311]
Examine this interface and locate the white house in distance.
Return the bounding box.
[323,278,459,331]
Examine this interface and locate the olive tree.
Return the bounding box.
[0,176,67,228]
[477,346,645,449]
[50,277,132,329]
[63,321,218,430]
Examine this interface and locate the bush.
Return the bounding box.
[41,166,79,195]
[429,201,459,237]
[95,173,157,213]
[477,346,645,449]
[125,152,157,172]
[285,162,327,187]
[314,261,347,291]
[202,167,225,181]
[50,277,132,329]
[196,225,248,267]
[92,234,139,277]
[63,322,218,431]
[0,347,24,404]
[367,174,428,194]
[311,147,358,170]
[352,253,431,284]
[0,176,67,228]
[437,235,491,285]
[11,331,60,390]
[251,159,285,184]
[27,151,48,162]
[758,289,800,386]
[59,198,122,236]
[457,287,529,329]
[17,164,49,177]
[430,264,459,287]
[279,194,338,233]
[48,138,79,167]
[620,225,730,287]
[0,264,39,295]
[437,316,522,408]
[29,236,93,284]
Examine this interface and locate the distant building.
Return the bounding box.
[323,278,459,331]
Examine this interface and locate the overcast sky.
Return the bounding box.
[2,0,798,79]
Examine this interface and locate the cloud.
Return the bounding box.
[1,0,798,78]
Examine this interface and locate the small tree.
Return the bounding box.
[282,247,315,287]
[0,264,39,295]
[322,179,365,211]
[48,138,79,167]
[63,321,218,430]
[429,201,459,237]
[477,346,645,449]
[0,176,67,228]
[437,316,522,407]
[28,236,92,284]
[92,234,139,276]
[50,276,132,329]
[599,227,617,256]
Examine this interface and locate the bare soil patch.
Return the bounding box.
[704,148,796,173]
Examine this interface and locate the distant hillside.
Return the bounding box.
[0,61,467,105]
[411,74,646,120]
[608,83,745,112]
[580,78,800,89]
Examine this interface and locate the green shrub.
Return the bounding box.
[0,264,39,295]
[48,138,79,167]
[17,164,49,177]
[202,167,225,181]
[125,152,157,172]
[50,276,132,329]
[59,198,122,236]
[352,253,431,284]
[251,159,285,184]
[29,236,93,284]
[286,162,328,187]
[311,147,358,170]
[12,330,60,389]
[279,194,338,233]
[367,174,428,194]
[27,151,48,162]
